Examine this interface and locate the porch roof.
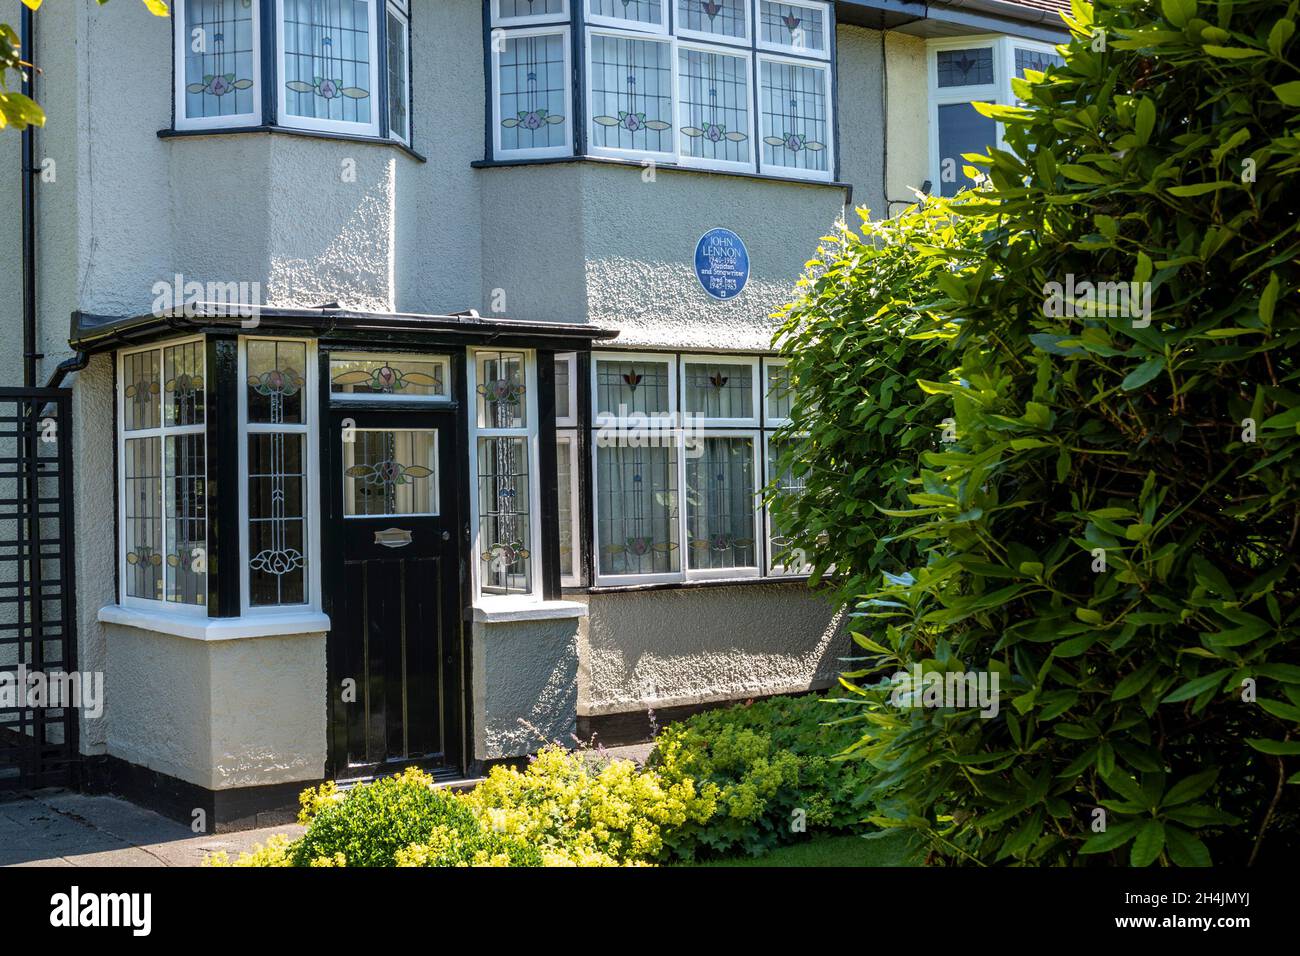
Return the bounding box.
[68,305,620,353]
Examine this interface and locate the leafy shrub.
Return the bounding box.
[647,694,874,859]
[291,767,486,867]
[815,0,1300,866]
[203,834,295,868]
[461,745,710,865]
[768,196,989,604]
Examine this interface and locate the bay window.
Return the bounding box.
[590,351,800,587]
[486,0,834,180]
[554,354,581,587]
[928,35,1064,197]
[173,0,412,144]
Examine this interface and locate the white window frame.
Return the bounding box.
[116,337,209,613]
[674,0,750,48]
[554,352,579,427]
[275,0,382,138]
[585,28,678,164]
[763,430,809,576]
[174,0,263,131]
[681,428,762,581]
[926,35,1062,197]
[491,0,570,26]
[762,356,791,427]
[591,350,678,426]
[493,25,574,161]
[468,348,544,602]
[755,0,830,59]
[342,427,441,519]
[327,351,452,403]
[237,336,322,615]
[680,353,760,427]
[586,0,669,34]
[555,431,582,588]
[385,1,412,145]
[755,51,834,182]
[673,41,757,174]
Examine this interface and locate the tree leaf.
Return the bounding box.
[1122,358,1165,391]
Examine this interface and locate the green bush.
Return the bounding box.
[647,694,874,859]
[768,199,987,605]
[815,0,1300,866]
[290,767,491,867]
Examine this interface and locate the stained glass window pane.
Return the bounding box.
[937,101,996,197]
[556,436,576,579]
[1015,47,1064,77]
[164,341,205,427]
[590,34,673,154]
[588,0,663,26]
[498,32,569,153]
[597,443,679,575]
[678,49,751,165]
[344,429,438,516]
[124,437,162,600]
[165,435,207,605]
[248,433,307,606]
[767,435,809,572]
[281,0,375,127]
[499,0,565,18]
[766,363,792,421]
[247,340,307,424]
[759,1,826,55]
[122,350,161,432]
[330,353,447,398]
[686,436,755,571]
[937,47,994,88]
[386,6,409,142]
[759,59,829,173]
[478,437,532,594]
[182,0,257,120]
[477,351,527,429]
[555,356,572,421]
[677,0,746,40]
[595,358,671,418]
[684,361,754,420]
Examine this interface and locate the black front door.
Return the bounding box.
[322,406,462,779]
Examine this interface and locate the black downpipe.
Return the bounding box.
[20,2,38,387]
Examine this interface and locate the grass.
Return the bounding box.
[682,830,924,868]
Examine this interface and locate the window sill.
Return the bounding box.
[471,598,588,624]
[580,575,813,595]
[158,125,427,163]
[98,604,332,642]
[471,154,851,201]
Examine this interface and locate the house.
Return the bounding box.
[0,0,1069,829]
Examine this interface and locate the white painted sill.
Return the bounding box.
[98,604,332,642]
[471,598,588,624]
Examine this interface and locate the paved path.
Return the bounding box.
[0,790,302,867]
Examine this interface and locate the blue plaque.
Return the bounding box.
[694,228,749,300]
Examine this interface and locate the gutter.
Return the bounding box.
[939,0,1064,27]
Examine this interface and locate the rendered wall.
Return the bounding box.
[471,617,580,761]
[103,624,327,790]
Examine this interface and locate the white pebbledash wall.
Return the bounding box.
[3,1,931,774]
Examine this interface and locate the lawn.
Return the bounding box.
[682,831,923,868]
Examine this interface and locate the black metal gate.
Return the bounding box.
[0,387,78,791]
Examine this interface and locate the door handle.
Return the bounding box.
[441,530,451,542]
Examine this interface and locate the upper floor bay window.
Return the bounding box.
[487,0,834,180]
[174,0,412,144]
[928,35,1063,197]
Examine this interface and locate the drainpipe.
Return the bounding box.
[20,2,39,388]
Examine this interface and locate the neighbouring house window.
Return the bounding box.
[928,36,1062,197]
[176,0,261,130]
[590,352,803,585]
[242,338,311,608]
[486,0,833,177]
[472,350,538,597]
[118,340,209,608]
[174,0,411,142]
